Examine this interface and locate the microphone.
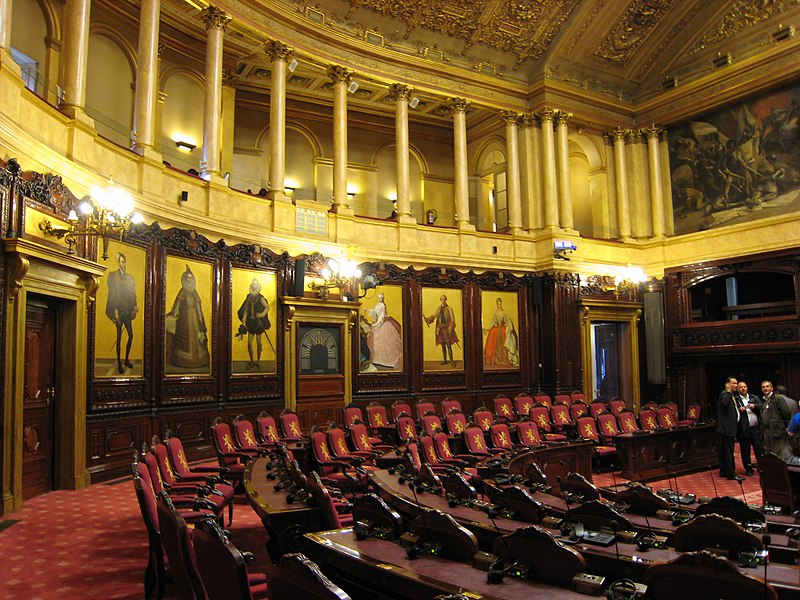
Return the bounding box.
[557,476,578,537]
[708,465,719,498]
[404,481,439,560]
[738,478,748,505]
[638,513,659,551]
[610,520,621,562]
[486,511,517,584]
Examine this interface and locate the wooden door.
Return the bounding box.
[594,323,620,403]
[22,298,57,499]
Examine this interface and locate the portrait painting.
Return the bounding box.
[359,285,403,372]
[669,81,800,235]
[231,269,277,374]
[481,290,520,370]
[421,287,464,372]
[164,256,214,376]
[94,240,146,378]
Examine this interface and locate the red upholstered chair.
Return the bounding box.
[609,398,627,415]
[570,391,587,404]
[513,393,535,419]
[489,422,521,452]
[349,420,393,454]
[588,401,608,419]
[211,419,255,488]
[193,517,270,600]
[342,404,365,428]
[530,404,568,442]
[617,409,640,433]
[656,406,676,429]
[268,553,352,600]
[327,423,377,464]
[307,471,354,529]
[365,402,389,428]
[575,415,618,470]
[164,433,229,481]
[278,409,306,443]
[679,403,701,426]
[664,402,679,419]
[445,410,468,436]
[462,424,495,460]
[516,418,544,449]
[390,400,413,423]
[414,400,436,421]
[597,412,621,443]
[554,394,572,406]
[642,402,659,412]
[569,400,589,421]
[433,431,480,468]
[157,494,208,600]
[493,395,516,422]
[533,393,553,409]
[309,430,364,491]
[255,412,281,445]
[420,411,444,437]
[395,413,418,443]
[473,407,494,432]
[440,398,462,417]
[639,408,659,431]
[419,434,461,474]
[550,402,574,432]
[232,415,271,455]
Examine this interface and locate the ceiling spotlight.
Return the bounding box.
[347,81,359,94]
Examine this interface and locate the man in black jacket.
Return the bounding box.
[736,380,762,476]
[718,376,743,481]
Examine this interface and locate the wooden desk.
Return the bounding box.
[304,528,591,600]
[369,469,800,598]
[244,457,323,554]
[613,424,718,481]
[505,442,595,483]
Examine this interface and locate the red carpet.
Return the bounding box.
[0,454,766,599]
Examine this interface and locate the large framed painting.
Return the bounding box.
[231,269,277,374]
[94,240,146,378]
[481,290,520,370]
[421,287,464,372]
[164,256,214,376]
[359,285,403,372]
[669,81,800,234]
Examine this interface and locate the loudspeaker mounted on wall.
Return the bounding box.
[347,81,359,94]
[179,190,189,204]
[531,276,543,307]
[643,288,667,384]
[294,258,307,297]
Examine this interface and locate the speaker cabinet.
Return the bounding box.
[643,289,666,384]
[294,258,306,297]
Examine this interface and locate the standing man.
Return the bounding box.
[424,294,459,367]
[761,380,792,457]
[106,252,137,374]
[717,376,743,481]
[736,380,762,475]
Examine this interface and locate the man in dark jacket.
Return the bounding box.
[736,380,762,476]
[717,376,743,481]
[761,380,792,457]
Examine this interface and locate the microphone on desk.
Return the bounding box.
[557,476,578,537]
[708,465,720,498]
[738,478,748,505]
[638,513,658,551]
[405,481,436,559]
[762,533,771,600]
[610,520,621,562]
[485,502,518,584]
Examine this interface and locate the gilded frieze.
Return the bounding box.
[595,0,674,64]
[687,0,784,54]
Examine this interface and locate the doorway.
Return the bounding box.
[593,322,621,403]
[22,296,59,499]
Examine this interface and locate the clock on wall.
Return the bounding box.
[298,325,340,374]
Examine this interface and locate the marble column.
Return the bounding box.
[555,110,574,231]
[132,0,161,155]
[199,6,230,181]
[448,97,473,230]
[388,83,414,223]
[519,114,538,231]
[265,40,293,201]
[220,71,238,180]
[328,65,352,213]
[645,126,666,238]
[501,111,523,234]
[611,127,632,241]
[59,0,92,119]
[537,108,559,229]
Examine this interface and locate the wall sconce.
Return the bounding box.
[39,180,143,260]
[347,192,356,201]
[175,140,197,152]
[284,186,295,195]
[308,257,371,300]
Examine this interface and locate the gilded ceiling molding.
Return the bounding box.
[596,0,674,64]
[687,0,783,55]
[327,65,353,84]
[264,40,294,62]
[222,70,240,87]
[565,0,606,55]
[387,83,412,101]
[200,6,232,31]
[634,3,704,81]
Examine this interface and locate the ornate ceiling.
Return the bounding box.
[105,0,800,126]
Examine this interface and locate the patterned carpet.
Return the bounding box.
[0,454,766,599]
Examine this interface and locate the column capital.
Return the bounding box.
[446,97,470,114]
[642,125,666,140]
[554,110,572,127]
[327,65,352,84]
[264,40,293,62]
[624,128,644,144]
[535,107,556,123]
[520,113,537,128]
[222,69,240,87]
[387,83,412,101]
[157,42,166,58]
[200,6,231,31]
[608,127,628,143]
[500,110,521,126]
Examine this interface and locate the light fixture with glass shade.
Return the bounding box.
[39,179,143,260]
[309,256,377,300]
